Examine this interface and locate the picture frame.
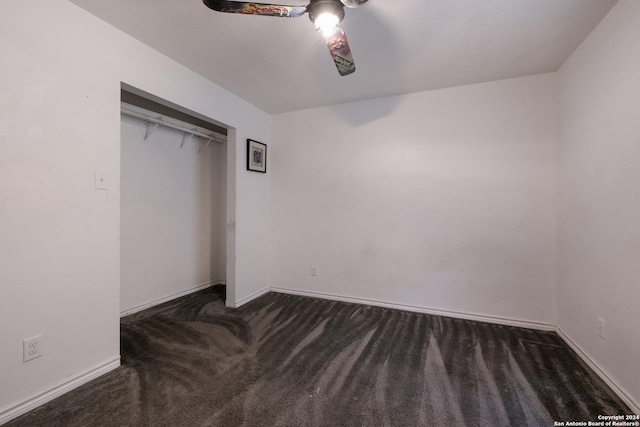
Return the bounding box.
[247,139,267,173]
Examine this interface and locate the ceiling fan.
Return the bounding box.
[202,0,369,76]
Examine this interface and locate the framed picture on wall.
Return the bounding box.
[247,139,267,173]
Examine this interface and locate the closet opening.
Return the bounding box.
[119,86,230,317]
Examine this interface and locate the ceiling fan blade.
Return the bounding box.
[326,27,355,76]
[202,0,307,17]
[339,0,368,8]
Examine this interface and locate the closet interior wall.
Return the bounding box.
[120,111,226,315]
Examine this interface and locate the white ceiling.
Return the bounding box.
[69,0,617,114]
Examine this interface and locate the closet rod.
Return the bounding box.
[120,107,226,143]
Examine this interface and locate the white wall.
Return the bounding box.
[558,0,640,411]
[0,0,271,420]
[272,74,558,326]
[120,116,226,314]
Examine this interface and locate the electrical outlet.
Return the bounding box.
[94,170,108,190]
[597,318,606,340]
[23,335,43,362]
[311,265,318,276]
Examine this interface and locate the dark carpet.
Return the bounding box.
[7,286,631,426]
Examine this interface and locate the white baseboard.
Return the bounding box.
[557,328,639,415]
[270,287,556,332]
[235,286,270,308]
[120,281,224,317]
[0,357,120,426]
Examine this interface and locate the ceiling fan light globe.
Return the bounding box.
[314,12,340,38]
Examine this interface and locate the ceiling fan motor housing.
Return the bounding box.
[308,0,346,24]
